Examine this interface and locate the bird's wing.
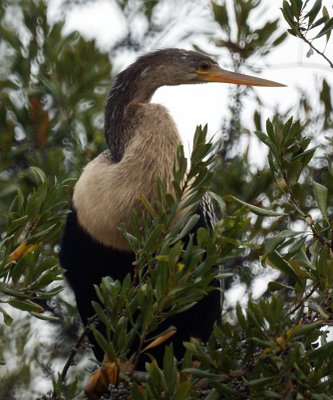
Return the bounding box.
[198,192,225,312]
[198,192,218,233]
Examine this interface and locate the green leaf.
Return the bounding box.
[265,251,303,285]
[314,16,333,38]
[236,303,247,332]
[295,147,317,166]
[212,1,229,30]
[281,116,293,144]
[29,166,47,184]
[254,130,275,150]
[66,378,79,400]
[286,159,303,186]
[25,196,42,220]
[246,376,278,387]
[92,301,109,327]
[30,312,59,321]
[288,321,322,339]
[145,224,165,250]
[182,368,221,380]
[6,215,29,234]
[281,1,296,29]
[140,195,157,218]
[309,15,328,30]
[265,230,301,254]
[265,118,275,142]
[0,286,29,299]
[163,345,176,393]
[308,302,330,319]
[224,195,287,217]
[92,329,117,362]
[268,281,294,292]
[305,0,322,26]
[312,181,328,219]
[0,306,13,326]
[272,32,288,47]
[306,340,333,361]
[291,0,302,15]
[172,381,192,400]
[306,47,314,58]
[170,214,200,244]
[8,299,44,313]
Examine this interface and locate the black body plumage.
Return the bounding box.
[60,208,135,362]
[60,202,220,366]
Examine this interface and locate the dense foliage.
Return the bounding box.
[0,0,333,399]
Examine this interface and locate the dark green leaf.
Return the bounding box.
[313,181,328,219]
[305,0,322,26]
[265,251,303,285]
[314,16,333,38]
[224,195,287,217]
[268,281,294,292]
[8,299,44,313]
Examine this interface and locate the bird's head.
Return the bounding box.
[132,48,285,89]
[106,48,285,162]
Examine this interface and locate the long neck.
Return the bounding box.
[74,102,182,251]
[105,66,160,162]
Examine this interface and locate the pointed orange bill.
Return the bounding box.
[200,66,286,87]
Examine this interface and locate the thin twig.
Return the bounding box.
[310,223,331,248]
[286,184,331,250]
[61,314,98,382]
[130,330,147,375]
[297,29,333,69]
[289,285,318,315]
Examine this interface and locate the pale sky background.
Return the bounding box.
[47,0,333,168]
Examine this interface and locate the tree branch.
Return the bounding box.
[61,314,98,383]
[289,285,318,315]
[297,29,333,69]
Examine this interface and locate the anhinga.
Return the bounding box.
[60,48,284,394]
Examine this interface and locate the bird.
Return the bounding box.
[59,48,284,386]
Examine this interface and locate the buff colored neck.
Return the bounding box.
[73,102,182,251]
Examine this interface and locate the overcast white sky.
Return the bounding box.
[48,0,333,167]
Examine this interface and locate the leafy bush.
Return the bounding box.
[0,0,333,399]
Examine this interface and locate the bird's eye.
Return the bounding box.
[197,61,211,71]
